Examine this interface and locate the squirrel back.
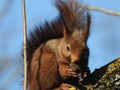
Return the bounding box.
[26,0,91,90]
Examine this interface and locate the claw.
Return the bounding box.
[66,68,78,77]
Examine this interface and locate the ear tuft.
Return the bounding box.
[63,27,71,39]
[83,13,91,39]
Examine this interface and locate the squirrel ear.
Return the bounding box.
[83,13,91,39]
[61,15,72,39]
[63,27,71,39]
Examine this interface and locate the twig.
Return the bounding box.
[79,4,120,16]
[21,0,27,90]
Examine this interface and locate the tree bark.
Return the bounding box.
[71,57,120,90]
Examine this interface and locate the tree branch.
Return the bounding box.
[79,4,120,16]
[70,57,120,90]
[22,0,27,90]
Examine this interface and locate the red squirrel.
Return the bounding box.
[26,0,91,90]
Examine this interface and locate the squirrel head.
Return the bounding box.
[61,14,91,63]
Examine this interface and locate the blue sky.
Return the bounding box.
[0,0,120,90]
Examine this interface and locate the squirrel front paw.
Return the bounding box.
[65,68,78,77]
[59,65,78,80]
[58,83,72,90]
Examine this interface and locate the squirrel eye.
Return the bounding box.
[66,44,70,51]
